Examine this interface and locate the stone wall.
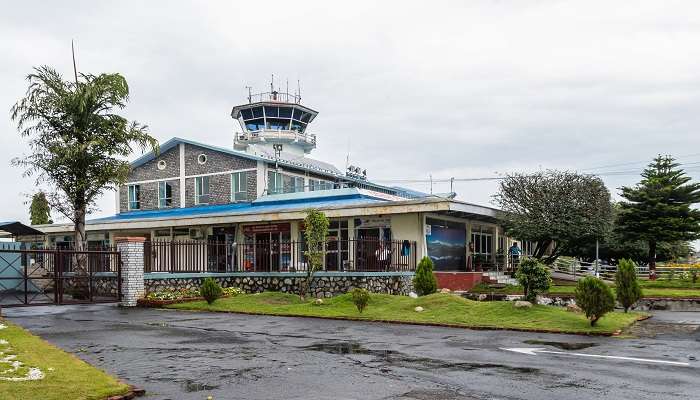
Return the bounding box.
[145,273,415,298]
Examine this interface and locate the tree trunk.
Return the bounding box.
[648,240,657,280]
[71,205,90,300]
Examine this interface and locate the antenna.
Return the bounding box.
[297,79,301,103]
[270,74,274,92]
[71,39,78,84]
[245,86,252,103]
[286,79,289,97]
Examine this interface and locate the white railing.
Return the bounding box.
[235,130,316,145]
[551,258,699,280]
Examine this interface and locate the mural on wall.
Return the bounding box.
[426,218,466,271]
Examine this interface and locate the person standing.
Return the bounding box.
[509,242,522,271]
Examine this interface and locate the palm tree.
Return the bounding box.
[11,66,158,293]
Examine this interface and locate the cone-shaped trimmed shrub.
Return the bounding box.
[350,288,370,313]
[575,276,615,326]
[615,259,642,312]
[413,256,437,296]
[515,258,551,303]
[200,278,223,305]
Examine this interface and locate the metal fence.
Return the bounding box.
[552,258,700,280]
[0,247,121,307]
[144,239,417,274]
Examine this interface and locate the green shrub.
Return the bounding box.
[689,267,700,284]
[413,256,438,296]
[350,288,370,313]
[615,259,642,312]
[200,278,223,305]
[575,276,615,326]
[515,258,551,303]
[222,287,244,297]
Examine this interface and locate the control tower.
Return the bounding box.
[231,83,318,157]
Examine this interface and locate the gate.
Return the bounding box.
[0,244,121,307]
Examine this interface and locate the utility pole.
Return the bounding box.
[595,239,600,278]
[71,39,78,84]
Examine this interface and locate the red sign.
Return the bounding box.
[243,223,291,234]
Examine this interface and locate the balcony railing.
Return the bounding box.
[144,239,417,274]
[235,130,316,146]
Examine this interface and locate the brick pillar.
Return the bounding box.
[116,237,145,307]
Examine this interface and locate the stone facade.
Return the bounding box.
[184,144,256,175]
[127,146,180,182]
[117,238,146,307]
[145,273,415,298]
[120,143,259,212]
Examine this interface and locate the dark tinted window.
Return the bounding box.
[252,107,263,118]
[241,108,253,120]
[245,118,265,131]
[264,106,279,117]
[290,120,306,133]
[267,118,290,130]
[293,108,303,120]
[279,107,292,118]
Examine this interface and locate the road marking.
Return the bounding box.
[501,347,691,366]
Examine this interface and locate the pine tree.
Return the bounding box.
[617,156,700,278]
[29,192,52,225]
[413,257,437,296]
[615,259,642,312]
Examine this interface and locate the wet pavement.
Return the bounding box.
[4,305,700,400]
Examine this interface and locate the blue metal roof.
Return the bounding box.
[89,190,387,224]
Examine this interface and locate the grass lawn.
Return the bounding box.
[168,292,645,335]
[471,282,700,298]
[0,320,129,400]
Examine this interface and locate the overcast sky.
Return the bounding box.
[2,1,700,224]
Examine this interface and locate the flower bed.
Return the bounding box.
[138,287,243,307]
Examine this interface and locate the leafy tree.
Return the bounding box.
[575,276,615,326]
[29,192,52,225]
[617,156,700,278]
[11,66,158,258]
[413,256,438,296]
[615,259,642,312]
[494,170,613,264]
[300,209,329,300]
[514,258,552,303]
[200,277,223,305]
[350,288,370,313]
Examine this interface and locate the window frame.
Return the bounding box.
[128,184,140,210]
[231,171,248,202]
[194,176,210,205]
[158,181,173,208]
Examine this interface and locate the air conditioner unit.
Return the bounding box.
[189,228,204,239]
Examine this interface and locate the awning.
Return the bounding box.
[0,221,46,238]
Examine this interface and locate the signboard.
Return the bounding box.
[243,223,291,234]
[355,217,391,229]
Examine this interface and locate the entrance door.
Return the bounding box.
[356,228,380,271]
[208,227,235,272]
[254,232,280,272]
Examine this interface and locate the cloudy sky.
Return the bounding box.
[2,1,700,223]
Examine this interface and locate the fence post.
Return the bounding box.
[115,237,145,307]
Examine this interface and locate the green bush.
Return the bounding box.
[575,276,615,326]
[200,278,223,305]
[615,259,642,312]
[514,258,551,303]
[350,288,370,313]
[413,256,438,296]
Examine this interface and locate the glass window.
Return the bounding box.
[128,185,140,210]
[245,118,265,131]
[293,108,303,120]
[290,120,306,133]
[268,171,284,195]
[309,179,333,191]
[300,111,312,123]
[266,118,291,130]
[264,106,279,118]
[195,176,210,205]
[240,108,253,120]
[284,175,304,193]
[231,171,248,201]
[158,181,173,208]
[252,107,263,118]
[278,107,292,118]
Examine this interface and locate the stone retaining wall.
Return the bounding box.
[145,273,415,298]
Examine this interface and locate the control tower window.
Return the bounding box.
[264,106,279,117]
[240,108,253,120]
[290,120,307,133]
[267,118,291,130]
[245,119,265,131]
[252,106,263,118]
[278,107,292,118]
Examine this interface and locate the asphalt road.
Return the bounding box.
[4,305,700,400]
